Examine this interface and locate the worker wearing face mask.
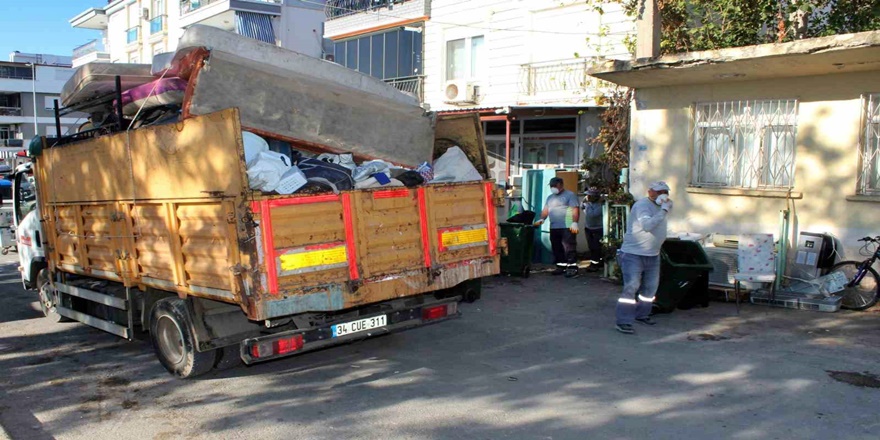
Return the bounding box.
[534,177,580,277]
[614,181,672,334]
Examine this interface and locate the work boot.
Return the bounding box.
[635,316,657,326]
[551,268,565,275]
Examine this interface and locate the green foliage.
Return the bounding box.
[612,0,880,54]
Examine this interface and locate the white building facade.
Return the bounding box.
[1,54,81,149]
[70,0,327,68]
[324,0,635,185]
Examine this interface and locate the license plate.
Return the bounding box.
[332,315,387,338]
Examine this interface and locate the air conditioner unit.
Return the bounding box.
[142,8,150,19]
[444,80,476,104]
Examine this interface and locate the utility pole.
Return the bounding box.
[30,62,38,137]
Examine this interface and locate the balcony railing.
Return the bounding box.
[326,0,412,19]
[520,58,608,96]
[126,26,140,44]
[0,107,22,117]
[384,75,424,102]
[150,15,166,34]
[181,0,282,15]
[73,39,106,59]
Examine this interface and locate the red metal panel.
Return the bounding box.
[259,200,279,295]
[341,193,359,281]
[484,182,498,256]
[417,187,432,268]
[372,189,411,199]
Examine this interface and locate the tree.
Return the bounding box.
[626,0,880,55]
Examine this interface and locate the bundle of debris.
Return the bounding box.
[56,25,488,197]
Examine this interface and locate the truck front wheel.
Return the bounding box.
[149,298,217,378]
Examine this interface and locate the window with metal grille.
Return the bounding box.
[858,94,880,195]
[692,100,798,190]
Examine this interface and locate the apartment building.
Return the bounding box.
[70,0,327,68]
[0,53,81,155]
[324,0,635,184]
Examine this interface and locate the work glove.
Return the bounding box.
[569,222,579,234]
[534,219,545,227]
[661,199,673,212]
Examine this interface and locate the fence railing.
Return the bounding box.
[520,58,609,96]
[126,26,140,44]
[384,76,424,101]
[73,39,106,59]
[181,0,282,15]
[0,107,22,117]
[326,0,412,19]
[150,15,166,34]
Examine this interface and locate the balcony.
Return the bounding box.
[520,58,613,103]
[326,0,413,19]
[384,75,424,102]
[72,39,111,67]
[126,26,140,45]
[150,15,167,35]
[0,107,22,117]
[70,7,108,30]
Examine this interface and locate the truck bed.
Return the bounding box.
[35,109,500,322]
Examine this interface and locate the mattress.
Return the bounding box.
[61,63,155,110]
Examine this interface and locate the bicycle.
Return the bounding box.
[829,236,880,311]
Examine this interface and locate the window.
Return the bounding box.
[332,27,423,80]
[445,35,485,81]
[43,96,60,111]
[859,94,880,195]
[692,100,798,190]
[0,94,21,109]
[0,66,33,80]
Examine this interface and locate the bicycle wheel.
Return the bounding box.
[831,261,880,311]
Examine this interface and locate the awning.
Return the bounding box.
[236,12,276,45]
[590,30,880,89]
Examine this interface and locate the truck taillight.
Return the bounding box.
[250,334,304,359]
[423,302,456,321]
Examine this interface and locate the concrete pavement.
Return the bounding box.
[1,254,879,439]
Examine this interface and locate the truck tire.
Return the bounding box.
[36,269,70,323]
[149,298,217,378]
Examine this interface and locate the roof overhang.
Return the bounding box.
[70,7,108,30]
[590,31,880,88]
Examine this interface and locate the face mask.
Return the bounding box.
[550,187,560,195]
[654,194,668,205]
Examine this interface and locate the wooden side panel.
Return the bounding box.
[178,203,231,291]
[54,206,81,268]
[131,204,176,284]
[353,190,424,278]
[268,198,349,291]
[80,204,117,273]
[429,183,492,264]
[38,108,244,203]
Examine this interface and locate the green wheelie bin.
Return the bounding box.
[654,240,714,313]
[499,222,535,277]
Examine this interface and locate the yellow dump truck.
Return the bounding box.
[21,28,501,378]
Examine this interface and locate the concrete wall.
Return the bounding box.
[423,0,633,112]
[629,70,880,260]
[277,3,326,58]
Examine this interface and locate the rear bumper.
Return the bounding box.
[240,296,460,364]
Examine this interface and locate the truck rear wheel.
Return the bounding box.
[149,298,217,378]
[36,269,70,323]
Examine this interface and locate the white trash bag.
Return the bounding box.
[242,131,270,165]
[430,146,483,183]
[247,151,292,192]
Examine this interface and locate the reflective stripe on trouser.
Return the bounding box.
[615,251,661,325]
